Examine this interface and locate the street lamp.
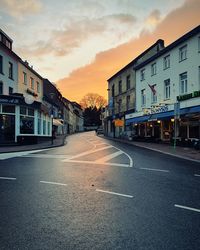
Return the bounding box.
[49,92,55,145]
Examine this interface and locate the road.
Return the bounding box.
[0,131,200,250]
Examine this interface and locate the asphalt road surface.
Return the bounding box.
[0,131,200,250]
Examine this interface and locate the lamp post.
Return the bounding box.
[49,92,55,145]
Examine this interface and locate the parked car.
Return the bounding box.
[96,127,104,135]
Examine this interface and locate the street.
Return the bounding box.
[0,131,200,250]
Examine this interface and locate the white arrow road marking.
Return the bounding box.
[174,204,200,213]
[62,145,113,161]
[40,181,67,186]
[96,189,133,198]
[62,159,130,168]
[95,151,123,163]
[194,174,200,177]
[140,167,169,173]
[0,177,16,180]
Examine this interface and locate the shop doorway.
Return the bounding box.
[0,114,15,143]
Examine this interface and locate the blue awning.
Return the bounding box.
[126,115,150,125]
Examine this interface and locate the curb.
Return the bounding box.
[103,136,200,164]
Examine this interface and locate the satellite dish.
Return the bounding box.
[24,94,34,105]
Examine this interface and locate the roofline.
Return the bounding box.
[0,28,13,43]
[107,39,164,82]
[19,59,43,80]
[134,24,200,70]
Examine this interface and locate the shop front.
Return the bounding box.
[0,95,52,145]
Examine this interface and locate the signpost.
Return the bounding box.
[173,102,180,149]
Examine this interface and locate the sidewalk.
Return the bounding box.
[0,135,66,153]
[105,137,200,163]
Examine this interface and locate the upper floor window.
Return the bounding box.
[150,84,157,103]
[9,87,13,95]
[30,77,34,89]
[126,75,130,90]
[23,72,27,84]
[141,89,146,106]
[0,81,3,95]
[126,95,130,110]
[118,80,122,94]
[8,62,13,79]
[164,79,170,100]
[111,84,115,97]
[37,81,40,93]
[179,72,187,94]
[118,99,122,113]
[0,55,3,74]
[140,69,145,81]
[179,45,187,62]
[151,63,157,76]
[163,55,170,70]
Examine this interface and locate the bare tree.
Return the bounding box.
[80,93,107,109]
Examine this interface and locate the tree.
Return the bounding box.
[79,93,107,127]
[80,93,107,110]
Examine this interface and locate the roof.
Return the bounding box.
[107,39,164,82]
[134,24,200,70]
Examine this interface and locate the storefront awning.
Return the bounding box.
[126,115,150,125]
[53,119,63,126]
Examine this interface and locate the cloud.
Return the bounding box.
[16,13,136,58]
[56,0,200,102]
[145,10,161,28]
[0,0,42,18]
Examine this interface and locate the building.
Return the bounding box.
[126,25,200,145]
[71,102,84,132]
[106,39,165,138]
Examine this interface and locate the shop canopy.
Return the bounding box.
[53,119,63,126]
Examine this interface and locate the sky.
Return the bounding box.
[0,0,200,102]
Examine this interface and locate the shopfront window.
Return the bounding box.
[20,107,34,134]
[0,114,15,142]
[2,105,15,113]
[43,120,46,135]
[189,122,200,138]
[38,112,41,135]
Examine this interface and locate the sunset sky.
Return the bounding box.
[0,0,200,102]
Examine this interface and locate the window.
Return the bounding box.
[179,45,187,62]
[164,79,170,100]
[151,84,157,103]
[126,95,130,110]
[118,99,122,113]
[126,75,130,90]
[111,84,115,97]
[8,62,13,79]
[163,55,170,69]
[37,81,40,93]
[6,40,11,49]
[2,105,15,113]
[43,120,46,135]
[180,72,187,94]
[118,80,122,94]
[20,107,34,134]
[198,37,200,52]
[9,87,13,95]
[141,69,145,81]
[30,77,34,89]
[0,81,3,94]
[151,63,157,76]
[0,55,3,74]
[38,112,41,135]
[141,89,146,106]
[23,72,27,84]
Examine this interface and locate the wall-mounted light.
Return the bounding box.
[157,120,161,124]
[171,118,174,122]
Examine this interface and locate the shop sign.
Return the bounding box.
[0,97,20,104]
[114,119,124,127]
[150,105,168,114]
[177,90,200,101]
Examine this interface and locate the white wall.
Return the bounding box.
[0,49,18,94]
[136,33,200,112]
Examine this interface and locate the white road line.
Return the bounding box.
[110,145,133,168]
[194,174,200,177]
[0,177,16,180]
[63,159,130,167]
[22,154,72,159]
[140,167,169,173]
[95,151,123,163]
[40,181,67,186]
[174,204,200,213]
[62,145,113,161]
[96,189,133,198]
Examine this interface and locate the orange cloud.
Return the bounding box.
[57,0,200,103]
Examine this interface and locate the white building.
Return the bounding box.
[126,25,200,144]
